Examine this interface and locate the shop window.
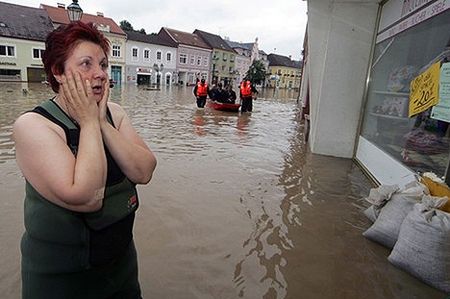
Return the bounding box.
[360,9,450,177]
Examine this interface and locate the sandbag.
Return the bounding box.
[388,196,450,293]
[363,184,400,222]
[362,181,428,248]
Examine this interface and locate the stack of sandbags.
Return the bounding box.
[362,181,428,248]
[362,174,450,293]
[388,195,450,293]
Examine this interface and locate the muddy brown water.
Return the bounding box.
[0,83,445,298]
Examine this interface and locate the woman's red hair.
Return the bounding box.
[42,21,110,93]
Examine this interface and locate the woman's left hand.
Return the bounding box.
[98,79,110,123]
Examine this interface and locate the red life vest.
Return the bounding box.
[240,81,252,97]
[197,83,208,96]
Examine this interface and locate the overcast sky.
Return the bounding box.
[5,0,307,60]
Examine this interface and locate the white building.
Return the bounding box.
[125,30,177,85]
[301,0,450,186]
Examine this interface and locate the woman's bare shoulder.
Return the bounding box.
[13,111,64,140]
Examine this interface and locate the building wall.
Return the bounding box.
[104,32,126,84]
[304,0,379,158]
[234,55,251,84]
[211,49,236,84]
[267,65,301,89]
[125,39,177,85]
[176,45,211,85]
[0,37,46,82]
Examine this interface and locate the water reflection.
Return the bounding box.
[1,83,442,298]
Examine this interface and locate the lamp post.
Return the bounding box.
[67,0,83,22]
[153,63,164,86]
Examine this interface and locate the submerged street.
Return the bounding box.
[0,83,445,298]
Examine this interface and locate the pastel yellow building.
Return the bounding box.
[267,54,302,89]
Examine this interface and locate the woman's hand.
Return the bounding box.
[98,79,110,124]
[60,70,99,127]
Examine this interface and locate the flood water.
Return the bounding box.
[0,83,445,298]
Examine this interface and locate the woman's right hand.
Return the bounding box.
[60,70,99,127]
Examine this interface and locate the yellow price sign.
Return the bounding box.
[408,62,441,117]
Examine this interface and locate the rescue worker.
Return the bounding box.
[240,79,257,112]
[193,78,209,108]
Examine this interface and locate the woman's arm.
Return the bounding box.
[13,72,108,212]
[13,112,107,213]
[100,102,157,184]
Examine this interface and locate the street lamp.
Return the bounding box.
[153,63,164,86]
[67,0,83,22]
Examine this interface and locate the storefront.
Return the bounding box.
[356,0,450,186]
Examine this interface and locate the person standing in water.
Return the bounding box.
[193,78,209,108]
[13,22,157,298]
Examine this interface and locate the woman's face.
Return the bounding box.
[59,40,109,102]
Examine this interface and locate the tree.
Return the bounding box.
[119,20,134,31]
[245,60,266,85]
[138,28,146,34]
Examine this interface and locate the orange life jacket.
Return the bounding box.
[197,83,208,96]
[240,81,252,97]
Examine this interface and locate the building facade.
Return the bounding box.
[267,53,302,89]
[42,4,127,85]
[158,28,212,85]
[125,30,177,85]
[301,0,450,187]
[0,2,54,82]
[226,38,262,84]
[194,29,237,85]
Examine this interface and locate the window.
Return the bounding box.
[156,51,162,60]
[32,48,45,59]
[179,53,187,64]
[0,45,15,57]
[197,56,201,65]
[112,45,121,57]
[166,52,171,61]
[132,47,138,61]
[360,9,450,177]
[144,49,150,60]
[190,55,195,65]
[230,54,235,62]
[203,57,208,66]
[223,53,227,61]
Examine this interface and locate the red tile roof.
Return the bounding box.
[41,4,125,36]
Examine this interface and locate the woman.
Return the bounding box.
[13,22,157,298]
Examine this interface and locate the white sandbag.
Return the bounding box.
[363,181,428,248]
[363,184,400,222]
[388,196,450,293]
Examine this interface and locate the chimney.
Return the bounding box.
[57,3,65,8]
[289,55,292,60]
[97,12,104,17]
